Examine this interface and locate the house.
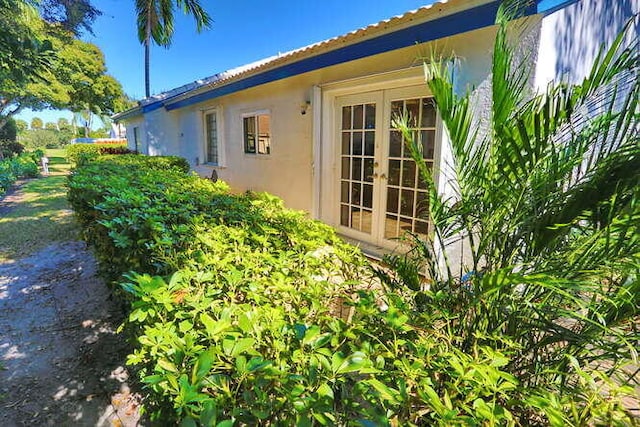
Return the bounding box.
[113,0,637,255]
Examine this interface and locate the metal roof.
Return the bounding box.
[114,0,567,120]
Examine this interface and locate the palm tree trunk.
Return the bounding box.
[145,7,151,98]
[144,39,150,98]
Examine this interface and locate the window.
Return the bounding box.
[243,112,271,155]
[204,110,220,164]
[132,127,139,152]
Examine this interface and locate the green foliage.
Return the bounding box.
[67,155,631,425]
[0,118,17,141]
[0,152,40,195]
[30,117,43,130]
[19,129,61,150]
[379,5,639,424]
[65,143,136,166]
[136,0,212,97]
[0,7,129,133]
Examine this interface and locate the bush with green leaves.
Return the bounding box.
[0,152,40,195]
[68,150,637,425]
[377,3,639,424]
[65,142,136,166]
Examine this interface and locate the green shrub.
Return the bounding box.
[0,152,40,195]
[67,155,632,426]
[65,142,136,166]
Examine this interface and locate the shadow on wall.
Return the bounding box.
[553,0,638,84]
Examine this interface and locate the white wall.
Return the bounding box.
[535,0,639,89]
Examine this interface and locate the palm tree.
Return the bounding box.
[135,0,212,98]
[382,1,639,420]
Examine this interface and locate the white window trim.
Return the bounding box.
[241,109,272,157]
[202,106,225,167]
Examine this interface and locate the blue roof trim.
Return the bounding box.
[142,102,164,113]
[164,1,502,111]
[536,0,579,15]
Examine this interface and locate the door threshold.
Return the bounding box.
[338,234,404,261]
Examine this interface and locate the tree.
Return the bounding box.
[1,24,129,132]
[31,117,43,130]
[15,119,28,133]
[45,122,57,131]
[135,0,212,98]
[57,117,69,129]
[0,0,54,129]
[39,0,101,35]
[0,117,17,141]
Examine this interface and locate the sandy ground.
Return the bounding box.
[0,186,142,426]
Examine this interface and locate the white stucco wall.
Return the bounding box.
[117,0,637,262]
[535,0,639,89]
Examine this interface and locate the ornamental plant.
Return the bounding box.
[380,1,639,423]
[68,151,637,424]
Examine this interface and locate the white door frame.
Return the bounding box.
[318,69,443,248]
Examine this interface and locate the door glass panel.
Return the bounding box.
[400,189,414,217]
[342,106,351,130]
[342,132,350,155]
[388,160,400,186]
[341,157,350,179]
[363,184,373,208]
[340,101,376,235]
[389,130,402,157]
[352,132,363,155]
[365,104,376,129]
[363,158,374,182]
[402,160,416,187]
[340,205,350,226]
[384,96,436,240]
[341,181,350,203]
[384,214,398,239]
[361,209,372,233]
[352,158,362,181]
[353,105,364,129]
[351,183,361,207]
[364,131,375,156]
[421,98,437,127]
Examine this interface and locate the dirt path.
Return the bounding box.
[0,183,142,426]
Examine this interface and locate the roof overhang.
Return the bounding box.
[114,0,576,119]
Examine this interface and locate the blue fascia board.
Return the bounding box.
[158,0,567,112]
[537,0,579,15]
[142,102,165,114]
[164,0,502,111]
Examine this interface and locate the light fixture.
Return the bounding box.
[300,101,311,115]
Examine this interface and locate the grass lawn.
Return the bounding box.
[0,148,77,262]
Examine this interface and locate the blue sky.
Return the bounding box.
[17,0,434,127]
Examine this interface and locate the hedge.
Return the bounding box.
[67,155,615,426]
[65,142,135,166]
[0,152,40,195]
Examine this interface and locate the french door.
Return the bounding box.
[336,86,437,247]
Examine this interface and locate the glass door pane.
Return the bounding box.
[340,102,376,234]
[384,97,436,241]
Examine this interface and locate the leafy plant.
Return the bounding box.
[380,2,639,422]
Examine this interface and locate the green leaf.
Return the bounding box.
[366,379,400,404]
[179,319,193,333]
[193,349,215,383]
[157,359,178,373]
[180,416,197,427]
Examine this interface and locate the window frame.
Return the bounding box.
[242,110,271,156]
[202,107,225,166]
[132,126,139,152]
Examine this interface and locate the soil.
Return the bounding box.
[0,184,143,426]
